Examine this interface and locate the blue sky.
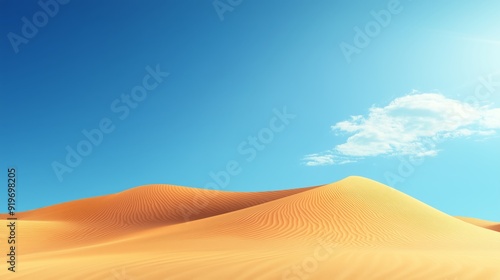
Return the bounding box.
[1,0,499,221]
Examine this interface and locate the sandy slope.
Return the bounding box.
[1,176,500,280]
[457,216,500,232]
[0,184,317,254]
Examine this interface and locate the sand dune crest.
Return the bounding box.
[1,176,499,280]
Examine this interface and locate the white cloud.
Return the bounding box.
[302,153,355,166]
[302,154,335,166]
[303,93,500,166]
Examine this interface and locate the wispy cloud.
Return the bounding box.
[302,153,355,166]
[303,93,500,166]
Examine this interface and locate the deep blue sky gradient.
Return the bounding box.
[1,0,499,220]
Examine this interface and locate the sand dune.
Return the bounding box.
[457,216,500,232]
[1,176,500,280]
[490,224,500,232]
[0,184,317,254]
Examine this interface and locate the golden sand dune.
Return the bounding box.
[1,176,500,280]
[490,224,500,232]
[457,216,500,232]
[0,184,316,254]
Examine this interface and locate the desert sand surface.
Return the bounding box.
[457,216,500,233]
[1,176,500,280]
